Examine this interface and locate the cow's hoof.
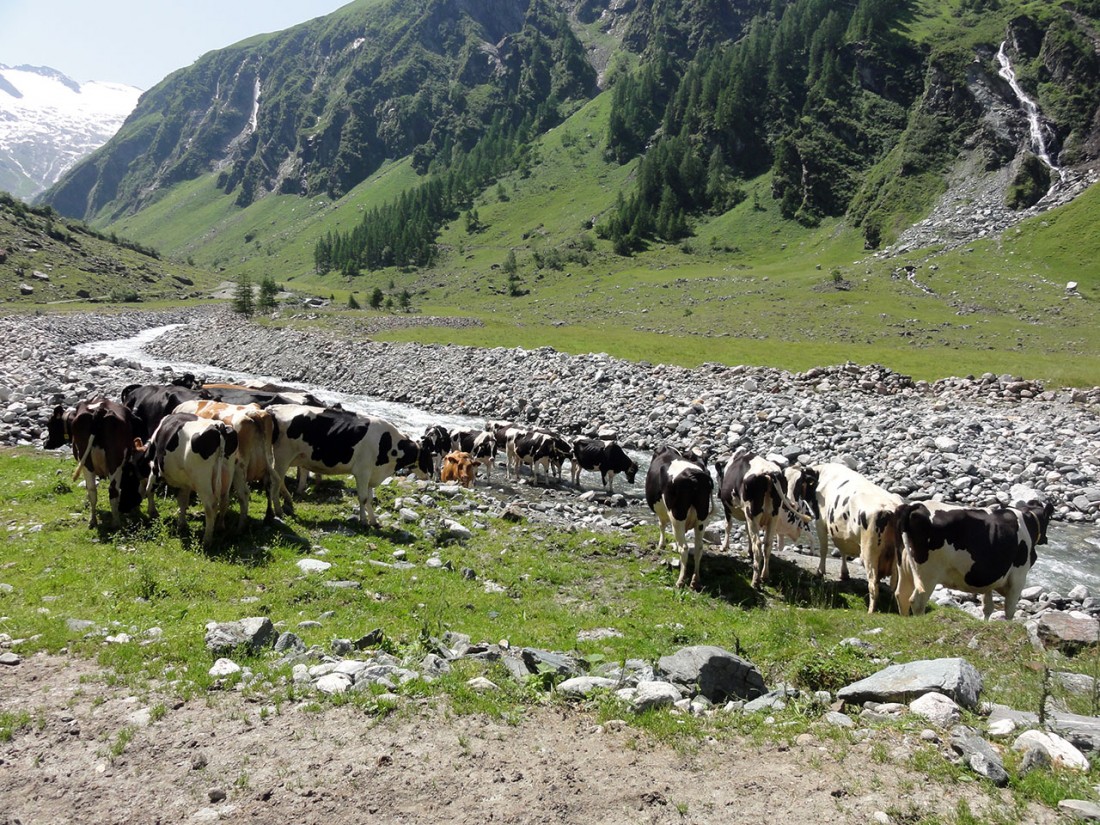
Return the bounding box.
[690,578,702,591]
[839,571,851,582]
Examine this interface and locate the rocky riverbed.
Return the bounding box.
[2,307,1099,526]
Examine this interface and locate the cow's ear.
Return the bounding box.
[132,438,145,452]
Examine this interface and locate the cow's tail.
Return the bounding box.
[771,475,815,525]
[212,423,235,515]
[72,434,95,481]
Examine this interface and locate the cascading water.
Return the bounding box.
[995,40,1064,185]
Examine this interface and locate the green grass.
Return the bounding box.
[3,444,1099,814]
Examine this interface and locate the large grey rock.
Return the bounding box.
[949,726,1009,786]
[1013,730,1090,771]
[1036,612,1100,654]
[203,617,276,654]
[837,658,982,709]
[657,645,766,702]
[1059,800,1100,821]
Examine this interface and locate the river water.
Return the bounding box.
[76,325,1100,596]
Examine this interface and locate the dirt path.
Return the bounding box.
[1,653,1052,825]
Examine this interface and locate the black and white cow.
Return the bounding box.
[451,429,497,477]
[420,425,451,479]
[44,399,146,528]
[508,430,571,485]
[715,453,814,588]
[139,412,242,547]
[895,499,1054,619]
[571,438,638,492]
[789,462,905,613]
[120,383,209,439]
[267,405,429,526]
[645,446,714,589]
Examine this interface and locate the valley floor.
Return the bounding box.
[0,654,1055,825]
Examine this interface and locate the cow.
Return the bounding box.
[645,445,714,589]
[120,383,210,439]
[894,499,1054,619]
[508,430,571,485]
[173,399,278,524]
[138,413,241,547]
[450,429,497,477]
[440,451,480,488]
[202,383,329,409]
[267,404,429,526]
[420,425,451,479]
[570,438,638,492]
[790,462,906,613]
[44,399,146,529]
[715,453,815,588]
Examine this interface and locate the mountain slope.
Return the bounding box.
[0,66,140,200]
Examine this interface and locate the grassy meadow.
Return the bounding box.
[3,444,1100,817]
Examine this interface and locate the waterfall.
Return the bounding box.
[995,41,1063,181]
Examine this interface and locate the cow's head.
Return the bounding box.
[787,466,821,518]
[623,458,639,485]
[44,405,71,450]
[400,437,431,479]
[118,439,149,514]
[1021,499,1055,546]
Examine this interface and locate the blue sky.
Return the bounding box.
[0,0,352,90]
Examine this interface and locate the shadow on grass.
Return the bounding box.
[662,547,896,613]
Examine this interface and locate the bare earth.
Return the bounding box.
[1,654,1056,825]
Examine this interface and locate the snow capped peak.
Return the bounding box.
[0,65,142,199]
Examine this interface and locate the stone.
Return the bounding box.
[1036,612,1100,654]
[557,676,618,699]
[909,692,962,728]
[1012,730,1090,771]
[208,658,241,677]
[656,645,766,702]
[466,676,499,692]
[630,681,682,712]
[837,658,982,709]
[297,558,331,573]
[1059,800,1100,821]
[822,712,853,730]
[273,632,305,654]
[948,726,1009,786]
[204,617,276,654]
[315,673,352,695]
[520,648,582,678]
[0,652,22,666]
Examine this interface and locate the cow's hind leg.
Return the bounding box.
[690,522,705,590]
[83,469,99,529]
[673,518,691,588]
[175,487,192,534]
[357,483,379,528]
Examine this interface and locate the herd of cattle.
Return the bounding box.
[42,377,1055,619]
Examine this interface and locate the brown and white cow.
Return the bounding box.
[45,399,146,528]
[440,451,480,488]
[790,462,906,613]
[715,453,815,588]
[895,499,1054,619]
[267,405,429,526]
[174,399,278,524]
[139,412,240,547]
[646,445,714,589]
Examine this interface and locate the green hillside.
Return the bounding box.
[22,0,1100,384]
[0,194,216,306]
